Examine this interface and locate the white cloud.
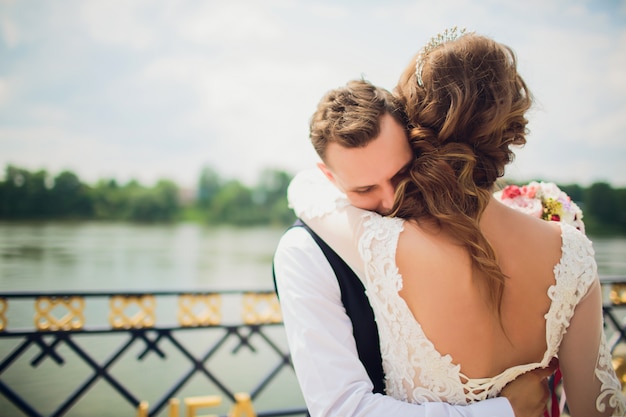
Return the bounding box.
[189,58,339,182]
[0,126,121,179]
[306,3,349,19]
[175,2,282,44]
[1,0,624,187]
[0,15,19,48]
[78,0,156,49]
[0,78,9,106]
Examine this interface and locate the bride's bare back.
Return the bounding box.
[396,197,562,378]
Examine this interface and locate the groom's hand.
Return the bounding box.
[501,358,558,417]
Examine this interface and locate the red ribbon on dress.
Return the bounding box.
[543,367,563,417]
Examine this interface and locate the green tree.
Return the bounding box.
[154,179,180,220]
[49,170,93,218]
[584,182,617,234]
[1,166,53,218]
[208,180,255,224]
[585,182,615,220]
[558,184,584,206]
[197,166,222,209]
[0,166,94,219]
[615,187,626,234]
[125,180,180,222]
[92,179,127,220]
[252,169,294,225]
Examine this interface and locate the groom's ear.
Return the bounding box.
[317,162,337,186]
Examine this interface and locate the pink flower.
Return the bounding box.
[521,184,538,199]
[502,185,521,199]
[493,181,585,233]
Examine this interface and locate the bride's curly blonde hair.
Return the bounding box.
[393,32,533,318]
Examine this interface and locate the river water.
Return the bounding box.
[0,222,288,293]
[0,221,625,416]
[2,222,624,292]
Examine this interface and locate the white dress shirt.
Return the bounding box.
[274,226,514,417]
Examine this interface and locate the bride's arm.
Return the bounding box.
[558,277,626,416]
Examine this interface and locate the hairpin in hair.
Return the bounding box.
[415,26,469,87]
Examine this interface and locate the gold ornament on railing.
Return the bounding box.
[242,293,282,325]
[229,392,257,417]
[184,395,222,417]
[0,297,7,331]
[109,295,155,329]
[610,284,626,305]
[35,296,85,331]
[178,294,222,327]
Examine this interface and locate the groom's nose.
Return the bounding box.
[378,182,396,214]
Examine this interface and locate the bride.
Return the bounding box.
[290,29,625,416]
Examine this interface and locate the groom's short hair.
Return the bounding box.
[309,79,407,161]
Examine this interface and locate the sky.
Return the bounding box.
[0,0,625,189]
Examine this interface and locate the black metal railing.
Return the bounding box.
[1,278,626,417]
[0,289,306,417]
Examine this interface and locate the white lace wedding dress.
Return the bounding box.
[289,169,626,417]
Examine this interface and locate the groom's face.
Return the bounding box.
[318,113,413,215]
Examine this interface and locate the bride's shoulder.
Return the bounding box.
[558,222,594,258]
[497,204,595,280]
[490,198,561,240]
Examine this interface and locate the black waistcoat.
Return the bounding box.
[273,219,385,395]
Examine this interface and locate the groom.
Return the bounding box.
[273,79,554,417]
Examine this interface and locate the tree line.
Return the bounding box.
[0,164,624,235]
[0,165,294,226]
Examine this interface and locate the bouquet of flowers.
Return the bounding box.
[493,181,585,233]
